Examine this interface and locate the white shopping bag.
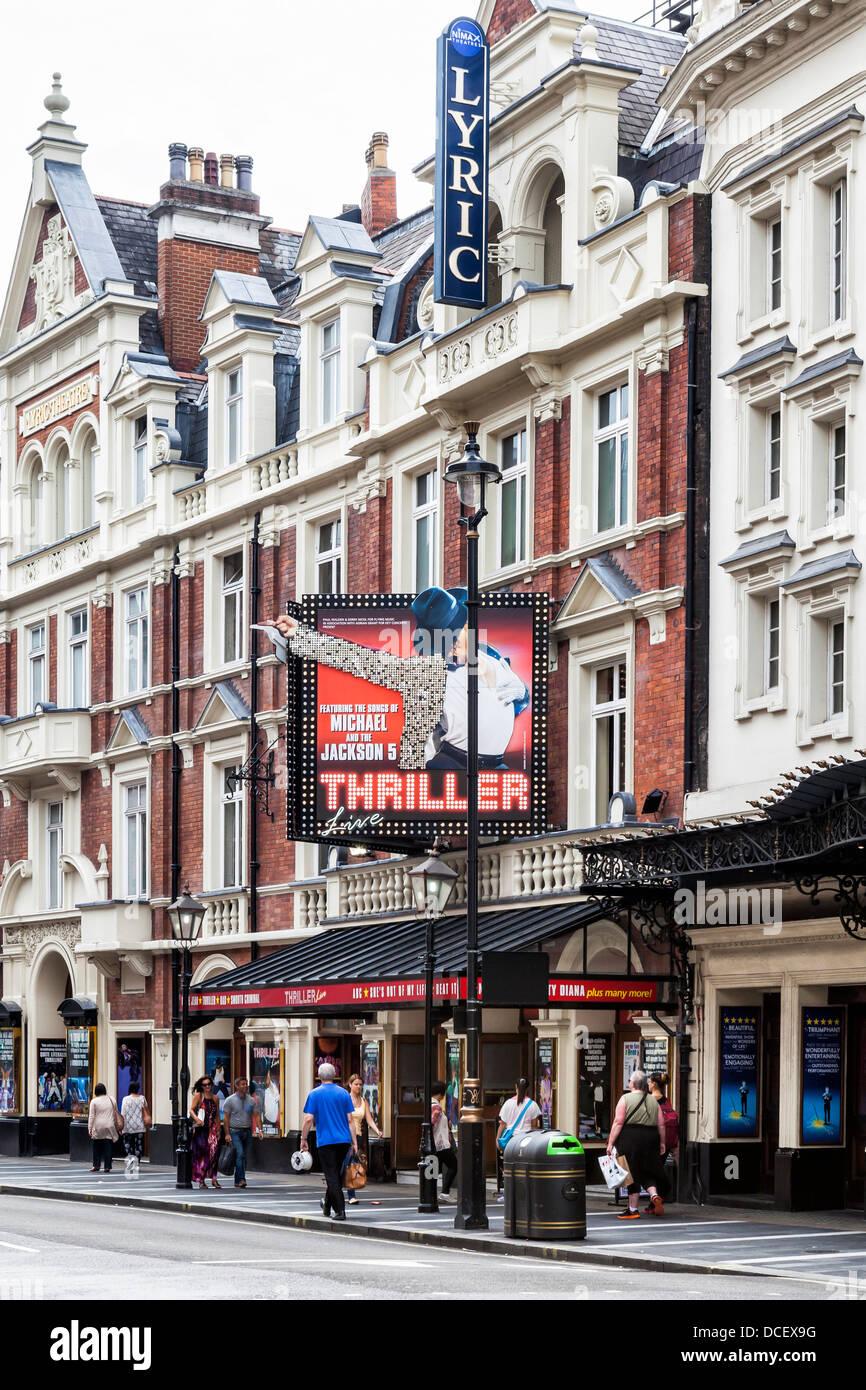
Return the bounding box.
[598,1149,629,1190]
[124,1155,140,1181]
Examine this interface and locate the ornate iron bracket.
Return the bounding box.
[227,738,279,821]
[792,873,866,942]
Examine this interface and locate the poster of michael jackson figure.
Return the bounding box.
[277,589,547,844]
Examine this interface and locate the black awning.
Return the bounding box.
[766,758,866,821]
[0,999,22,1024]
[190,900,601,1010]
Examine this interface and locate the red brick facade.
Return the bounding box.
[487,0,536,45]
[158,238,259,371]
[361,169,398,237]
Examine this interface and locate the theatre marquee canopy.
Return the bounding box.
[188,902,675,1018]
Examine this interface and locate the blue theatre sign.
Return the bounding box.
[434,16,490,309]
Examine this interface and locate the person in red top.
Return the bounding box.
[645,1072,678,1211]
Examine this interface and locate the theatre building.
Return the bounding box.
[0,0,710,1174]
[584,0,866,1211]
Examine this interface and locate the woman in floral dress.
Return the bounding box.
[190,1075,221,1188]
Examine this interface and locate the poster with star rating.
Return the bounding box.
[718,1009,761,1138]
[801,1007,845,1145]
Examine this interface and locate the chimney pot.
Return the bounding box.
[168,142,188,180]
[235,155,253,192]
[188,146,204,182]
[365,130,390,171]
[204,151,218,186]
[219,153,235,189]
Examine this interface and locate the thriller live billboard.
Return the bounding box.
[286,591,548,846]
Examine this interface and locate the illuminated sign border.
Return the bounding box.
[287,590,548,846]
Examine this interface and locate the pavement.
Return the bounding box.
[1,1155,864,1290]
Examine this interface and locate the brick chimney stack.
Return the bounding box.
[360,131,397,236]
[150,143,269,371]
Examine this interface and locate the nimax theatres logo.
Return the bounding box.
[50,1321,151,1371]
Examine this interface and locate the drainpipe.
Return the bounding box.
[170,546,181,1143]
[248,515,261,962]
[683,297,698,800]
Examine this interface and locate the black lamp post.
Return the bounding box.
[444,422,500,1231]
[408,846,458,1213]
[168,888,206,1189]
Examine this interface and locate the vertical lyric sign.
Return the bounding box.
[434,16,490,308]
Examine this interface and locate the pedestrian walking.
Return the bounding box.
[606,1069,667,1220]
[300,1063,357,1221]
[222,1077,261,1188]
[644,1072,678,1211]
[120,1082,151,1166]
[495,1077,542,1200]
[343,1073,382,1205]
[88,1082,122,1173]
[190,1075,221,1189]
[431,1081,458,1204]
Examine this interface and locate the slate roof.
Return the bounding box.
[782,551,862,588]
[46,162,126,292]
[259,226,302,293]
[720,531,796,569]
[373,206,434,275]
[209,269,277,309]
[308,215,379,256]
[783,350,863,394]
[584,16,688,151]
[720,337,797,379]
[587,552,642,602]
[95,197,158,296]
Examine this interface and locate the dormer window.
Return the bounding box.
[226,365,243,465]
[132,417,148,506]
[321,318,340,424]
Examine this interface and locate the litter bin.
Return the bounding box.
[503,1129,585,1240]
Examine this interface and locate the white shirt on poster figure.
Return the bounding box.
[426,653,528,763]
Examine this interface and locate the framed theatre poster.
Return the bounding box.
[801,1007,845,1145]
[0,1028,21,1115]
[361,1040,382,1132]
[580,1033,612,1140]
[66,1026,95,1118]
[718,1008,761,1139]
[116,1037,144,1106]
[250,1042,283,1137]
[535,1038,556,1130]
[206,1041,232,1118]
[445,1039,462,1133]
[37,1038,67,1112]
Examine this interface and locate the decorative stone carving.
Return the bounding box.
[591,173,635,231]
[48,550,64,575]
[415,278,434,331]
[350,473,388,514]
[24,561,38,586]
[4,919,81,964]
[483,312,518,360]
[437,337,472,384]
[74,536,92,566]
[532,387,565,424]
[29,215,89,333]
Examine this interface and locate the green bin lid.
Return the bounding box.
[547,1133,583,1155]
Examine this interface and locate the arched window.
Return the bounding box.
[79,429,95,530]
[53,441,71,541]
[25,459,44,552]
[542,172,565,285]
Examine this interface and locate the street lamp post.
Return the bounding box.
[167,888,206,1189]
[408,847,458,1213]
[444,422,501,1232]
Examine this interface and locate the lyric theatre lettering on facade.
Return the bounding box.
[287,592,548,844]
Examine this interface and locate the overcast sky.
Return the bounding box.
[0,0,649,285]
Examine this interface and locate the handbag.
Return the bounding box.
[497,1099,532,1152]
[113,1099,124,1136]
[142,1101,153,1130]
[344,1151,367,1190]
[217,1144,236,1177]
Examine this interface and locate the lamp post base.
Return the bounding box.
[176,1118,193,1189]
[454,1113,488,1231]
[418,1157,440,1213]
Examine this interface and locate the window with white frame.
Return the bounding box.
[124,588,149,694]
[46,801,63,910]
[132,416,148,506]
[27,622,46,711]
[830,423,846,522]
[55,446,70,540]
[828,618,845,718]
[221,551,244,664]
[226,365,243,465]
[221,766,244,888]
[764,595,780,694]
[499,428,528,568]
[831,178,847,323]
[316,520,342,595]
[591,661,627,825]
[320,318,340,424]
[768,217,782,314]
[123,782,147,899]
[68,608,89,707]
[413,469,438,591]
[766,408,782,502]
[595,384,629,533]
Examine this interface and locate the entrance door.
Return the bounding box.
[761,993,780,1194]
[392,1038,424,1169]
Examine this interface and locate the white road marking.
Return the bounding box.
[193,1256,435,1267]
[0,1239,39,1251]
[584,1229,866,1250]
[718,1250,866,1266]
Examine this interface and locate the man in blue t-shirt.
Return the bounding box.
[300,1063,357,1220]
